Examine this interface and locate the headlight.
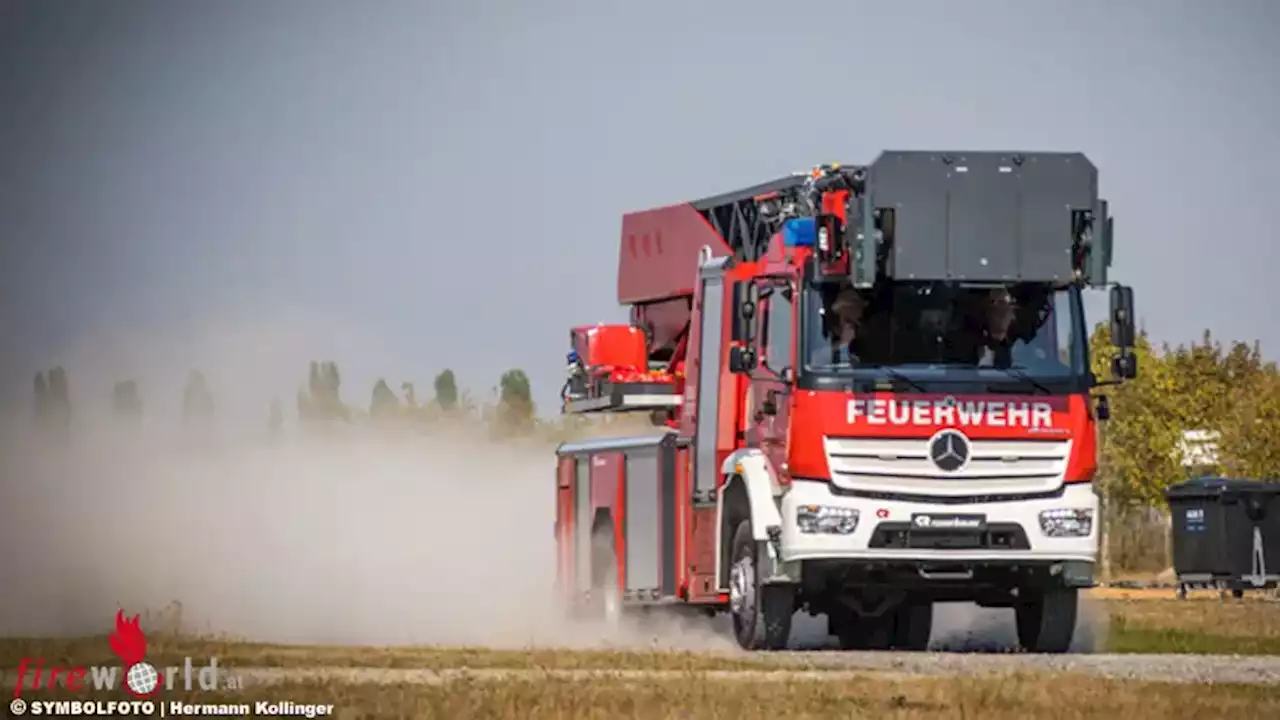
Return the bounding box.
[1039,508,1093,538]
[797,505,859,535]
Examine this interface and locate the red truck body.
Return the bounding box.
[554,153,1135,652]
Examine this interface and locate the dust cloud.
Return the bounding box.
[0,317,738,652]
[931,597,1110,653]
[0,422,521,642]
[0,407,743,652]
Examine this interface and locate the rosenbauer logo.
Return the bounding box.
[12,610,242,700]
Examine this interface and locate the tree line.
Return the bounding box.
[1090,325,1280,508]
[30,362,544,440]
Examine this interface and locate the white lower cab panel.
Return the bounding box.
[779,479,1098,563]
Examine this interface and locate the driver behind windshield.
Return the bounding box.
[811,285,865,366]
[979,288,1017,368]
[977,286,1065,372]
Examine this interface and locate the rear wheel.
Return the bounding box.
[835,602,932,651]
[890,602,933,651]
[1016,587,1077,653]
[835,616,890,650]
[728,519,794,650]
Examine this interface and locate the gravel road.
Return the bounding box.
[228,651,1280,687]
[3,652,1277,691]
[771,650,1280,684]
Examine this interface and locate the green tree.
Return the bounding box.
[302,360,347,423]
[1088,324,1182,507]
[1161,332,1264,442]
[434,369,458,411]
[1219,366,1280,479]
[370,378,399,419]
[323,361,344,419]
[495,368,534,435]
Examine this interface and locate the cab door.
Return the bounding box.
[748,279,797,476]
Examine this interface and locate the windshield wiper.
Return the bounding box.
[989,367,1054,395]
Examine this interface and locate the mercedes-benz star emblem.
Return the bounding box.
[929,429,970,472]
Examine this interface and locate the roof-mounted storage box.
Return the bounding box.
[868,151,1104,284]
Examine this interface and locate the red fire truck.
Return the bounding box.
[554,152,1137,653]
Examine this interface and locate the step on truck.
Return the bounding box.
[553,151,1138,653]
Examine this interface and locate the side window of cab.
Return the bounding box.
[763,287,794,372]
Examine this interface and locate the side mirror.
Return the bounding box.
[728,345,755,374]
[1112,352,1138,380]
[731,281,759,343]
[1110,285,1136,349]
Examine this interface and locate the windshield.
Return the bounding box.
[800,281,1088,390]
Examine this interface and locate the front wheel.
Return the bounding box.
[1016,587,1077,653]
[728,519,794,650]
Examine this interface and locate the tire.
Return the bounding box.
[835,602,931,651]
[890,602,933,651]
[1016,587,1077,653]
[835,616,890,650]
[728,519,794,650]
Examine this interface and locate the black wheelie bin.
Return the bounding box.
[1165,477,1280,598]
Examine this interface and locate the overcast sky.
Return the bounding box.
[0,0,1276,419]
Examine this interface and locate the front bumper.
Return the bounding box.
[779,479,1099,565]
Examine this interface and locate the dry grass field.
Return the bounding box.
[12,668,1279,719]
[4,596,1280,718]
[1100,595,1280,654]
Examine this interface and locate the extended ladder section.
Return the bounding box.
[684,151,1115,286]
[567,151,1117,415]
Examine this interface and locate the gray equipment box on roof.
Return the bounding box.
[869,151,1098,284]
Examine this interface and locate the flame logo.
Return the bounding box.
[108,610,158,698]
[108,611,147,665]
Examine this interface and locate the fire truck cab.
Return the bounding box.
[554,151,1137,653]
